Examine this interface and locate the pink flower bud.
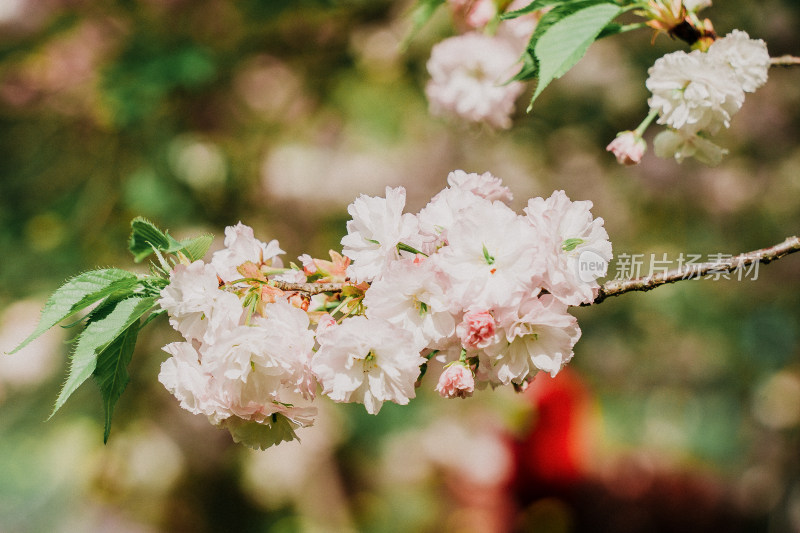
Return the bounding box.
[606,131,646,166]
[435,363,475,399]
[456,310,496,349]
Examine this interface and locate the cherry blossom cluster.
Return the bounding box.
[425,0,536,129]
[157,170,612,448]
[608,29,770,166]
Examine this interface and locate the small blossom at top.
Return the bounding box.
[495,0,539,51]
[426,32,525,129]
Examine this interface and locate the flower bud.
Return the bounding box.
[606,131,647,166]
[435,363,475,399]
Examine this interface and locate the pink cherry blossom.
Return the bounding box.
[311,316,425,414]
[481,296,581,385]
[447,170,513,204]
[456,310,497,349]
[341,186,423,283]
[364,257,455,349]
[158,260,243,344]
[524,190,612,306]
[435,363,475,399]
[211,222,285,283]
[426,32,525,129]
[606,131,646,166]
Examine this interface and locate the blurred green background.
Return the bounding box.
[0,1,799,532]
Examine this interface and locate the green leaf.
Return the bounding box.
[531,0,610,44]
[562,238,585,252]
[482,243,495,265]
[129,216,211,263]
[51,296,157,419]
[397,242,425,256]
[512,0,616,83]
[129,217,171,262]
[93,320,140,443]
[403,0,445,47]
[510,50,538,82]
[501,0,565,19]
[597,22,623,39]
[9,269,139,355]
[529,3,622,106]
[180,234,214,262]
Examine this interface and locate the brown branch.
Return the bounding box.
[270,280,345,295]
[770,55,800,67]
[271,237,800,306]
[587,236,800,306]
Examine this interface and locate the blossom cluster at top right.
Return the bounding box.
[647,30,770,165]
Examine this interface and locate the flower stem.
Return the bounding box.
[635,109,659,137]
[770,55,800,67]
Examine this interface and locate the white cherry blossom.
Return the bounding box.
[341,186,422,283]
[647,49,744,135]
[708,30,770,93]
[426,32,525,129]
[524,190,612,306]
[211,222,285,283]
[311,316,425,414]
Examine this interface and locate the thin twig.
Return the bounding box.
[770,55,800,67]
[270,280,345,295]
[587,236,800,305]
[270,237,800,306]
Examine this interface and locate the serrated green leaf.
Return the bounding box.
[511,49,538,82]
[501,0,565,19]
[529,3,621,105]
[180,234,214,261]
[512,0,611,83]
[51,296,157,419]
[129,217,170,262]
[9,269,139,355]
[93,320,139,443]
[129,216,213,263]
[531,0,610,42]
[597,21,623,39]
[162,234,187,254]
